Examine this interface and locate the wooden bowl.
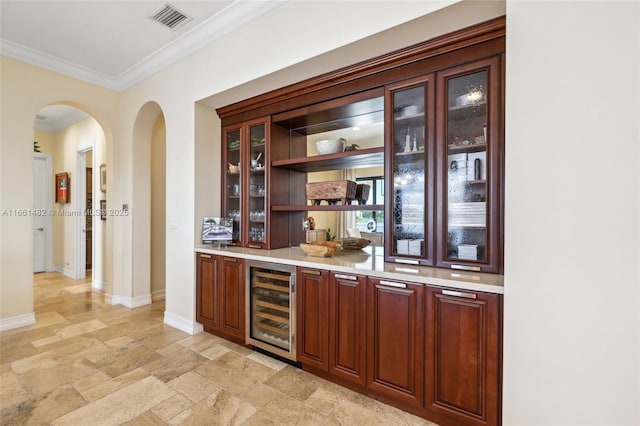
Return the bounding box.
[339,238,371,250]
[299,241,342,257]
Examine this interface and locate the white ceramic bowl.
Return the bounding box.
[316,139,344,155]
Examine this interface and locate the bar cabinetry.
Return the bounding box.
[386,56,503,273]
[195,253,245,344]
[425,286,502,426]
[222,117,269,248]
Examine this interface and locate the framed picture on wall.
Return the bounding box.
[100,200,106,220]
[100,163,106,193]
[55,172,70,203]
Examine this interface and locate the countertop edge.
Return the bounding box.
[195,245,504,295]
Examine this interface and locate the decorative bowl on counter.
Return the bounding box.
[315,139,345,155]
[299,241,342,257]
[338,238,371,250]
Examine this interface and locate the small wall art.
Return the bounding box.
[55,172,70,203]
[99,164,106,193]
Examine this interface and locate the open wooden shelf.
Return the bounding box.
[272,204,384,212]
[271,147,384,173]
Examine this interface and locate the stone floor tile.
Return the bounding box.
[51,376,175,425]
[167,371,221,402]
[0,272,439,425]
[1,384,86,425]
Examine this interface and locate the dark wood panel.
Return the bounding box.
[425,287,502,426]
[218,257,245,340]
[196,254,218,330]
[272,89,383,131]
[329,273,366,385]
[297,268,329,371]
[272,204,384,212]
[271,147,384,173]
[366,278,424,408]
[217,17,505,124]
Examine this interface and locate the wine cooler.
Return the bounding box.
[245,261,297,361]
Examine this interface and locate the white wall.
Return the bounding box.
[0,56,120,320]
[151,114,166,298]
[503,2,639,424]
[52,116,106,282]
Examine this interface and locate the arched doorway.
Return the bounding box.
[32,103,108,291]
[131,102,166,304]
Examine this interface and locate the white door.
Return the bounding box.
[33,155,48,272]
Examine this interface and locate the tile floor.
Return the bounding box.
[1,272,436,425]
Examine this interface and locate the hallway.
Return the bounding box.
[0,272,433,425]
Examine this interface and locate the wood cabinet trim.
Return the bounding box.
[216,17,505,124]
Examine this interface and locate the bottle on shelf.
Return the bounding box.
[404,127,411,153]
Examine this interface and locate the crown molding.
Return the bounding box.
[0,38,121,90]
[0,1,284,92]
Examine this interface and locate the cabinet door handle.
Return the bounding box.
[223,257,236,262]
[394,258,419,265]
[335,273,357,281]
[451,264,481,272]
[199,254,212,259]
[378,280,407,289]
[442,289,477,299]
[301,269,320,276]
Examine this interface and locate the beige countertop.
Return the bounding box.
[195,245,503,295]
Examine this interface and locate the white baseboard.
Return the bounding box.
[105,293,120,305]
[164,311,203,335]
[122,294,152,308]
[54,265,74,279]
[0,312,36,332]
[105,293,151,308]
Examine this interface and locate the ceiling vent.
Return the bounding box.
[148,3,192,31]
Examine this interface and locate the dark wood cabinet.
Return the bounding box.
[218,256,245,341]
[197,252,504,426]
[436,56,503,273]
[218,18,505,272]
[385,54,503,273]
[329,272,367,385]
[195,253,245,344]
[297,267,329,370]
[366,277,424,409]
[209,16,506,426]
[222,117,270,249]
[196,253,219,330]
[425,286,502,426]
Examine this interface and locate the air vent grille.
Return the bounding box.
[149,3,192,31]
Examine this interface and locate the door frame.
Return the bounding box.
[33,152,54,272]
[74,143,93,281]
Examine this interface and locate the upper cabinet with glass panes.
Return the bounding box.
[217,18,505,272]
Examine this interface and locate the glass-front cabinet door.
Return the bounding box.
[385,75,435,265]
[437,57,502,273]
[222,118,270,248]
[246,118,268,248]
[223,125,242,245]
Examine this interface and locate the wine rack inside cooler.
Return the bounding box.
[246,261,296,360]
